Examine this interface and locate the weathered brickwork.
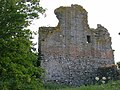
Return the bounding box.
[39,4,115,86]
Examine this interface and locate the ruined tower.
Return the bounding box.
[39,4,115,86]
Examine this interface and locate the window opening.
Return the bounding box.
[87,35,91,43]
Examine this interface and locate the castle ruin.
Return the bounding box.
[39,4,115,86]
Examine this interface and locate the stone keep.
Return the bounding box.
[39,4,115,86]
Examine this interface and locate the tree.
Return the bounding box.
[0,0,45,89]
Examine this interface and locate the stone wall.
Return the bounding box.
[39,4,115,86]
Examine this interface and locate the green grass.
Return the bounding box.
[44,82,73,90]
[44,80,120,90]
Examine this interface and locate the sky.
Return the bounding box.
[30,0,120,63]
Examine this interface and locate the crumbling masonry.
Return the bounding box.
[39,4,115,86]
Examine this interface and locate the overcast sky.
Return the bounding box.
[30,0,120,63]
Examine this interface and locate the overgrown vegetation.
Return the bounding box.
[44,80,120,90]
[0,0,45,89]
[44,82,73,90]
